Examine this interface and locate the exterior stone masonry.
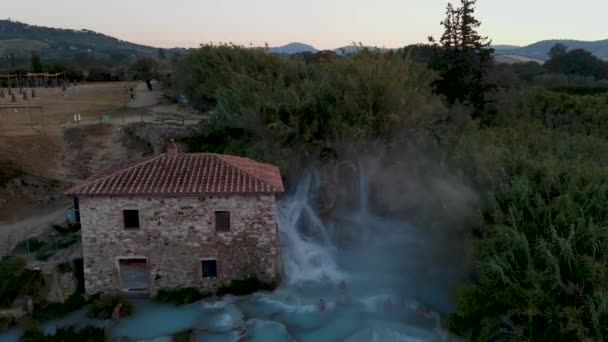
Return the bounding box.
[78,194,281,295]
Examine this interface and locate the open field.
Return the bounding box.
[494,54,545,64]
[0,82,202,136]
[0,82,136,135]
[0,38,50,52]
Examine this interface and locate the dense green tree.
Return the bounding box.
[429,0,495,122]
[548,42,568,59]
[129,57,160,90]
[174,45,442,177]
[158,48,166,60]
[30,52,42,72]
[544,48,608,80]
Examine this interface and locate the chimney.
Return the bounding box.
[167,138,179,155]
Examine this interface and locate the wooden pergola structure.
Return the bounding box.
[0,72,65,88]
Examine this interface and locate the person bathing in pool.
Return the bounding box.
[318,298,326,313]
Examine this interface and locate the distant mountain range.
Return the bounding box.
[0,19,606,64]
[493,40,608,60]
[267,43,390,56]
[269,40,608,61]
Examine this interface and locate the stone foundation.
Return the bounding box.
[78,194,280,295]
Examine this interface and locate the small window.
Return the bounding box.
[202,259,217,278]
[215,211,230,231]
[123,210,140,229]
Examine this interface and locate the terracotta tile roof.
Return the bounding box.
[65,153,284,196]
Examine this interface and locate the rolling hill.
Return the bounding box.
[267,43,317,54]
[0,19,184,62]
[1,19,605,64]
[496,39,608,60]
[494,54,544,65]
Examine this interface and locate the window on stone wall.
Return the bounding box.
[215,211,230,231]
[202,259,217,278]
[123,210,140,229]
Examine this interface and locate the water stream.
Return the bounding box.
[0,164,459,341]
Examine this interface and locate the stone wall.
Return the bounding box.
[78,194,280,295]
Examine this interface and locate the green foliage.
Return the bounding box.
[129,57,160,81]
[30,52,42,73]
[14,239,46,254]
[154,287,211,305]
[535,89,608,135]
[216,277,277,296]
[429,0,495,121]
[26,232,80,261]
[20,322,46,342]
[51,223,80,235]
[50,325,106,342]
[55,261,73,274]
[20,323,106,342]
[173,330,193,342]
[32,293,87,322]
[0,258,46,307]
[545,46,608,80]
[175,45,442,178]
[445,121,608,341]
[18,270,48,301]
[86,295,133,319]
[0,164,23,187]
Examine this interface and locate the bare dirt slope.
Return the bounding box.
[0,82,153,255]
[0,80,204,256]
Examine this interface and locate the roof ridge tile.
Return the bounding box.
[65,152,283,196]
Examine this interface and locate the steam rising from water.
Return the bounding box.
[273,158,472,340]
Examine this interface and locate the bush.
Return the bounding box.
[0,259,47,307]
[19,322,46,342]
[13,239,46,254]
[34,251,54,262]
[32,293,87,322]
[51,325,106,342]
[17,270,47,301]
[173,330,193,342]
[33,233,79,262]
[175,45,442,178]
[0,258,26,307]
[445,123,608,341]
[154,287,211,305]
[86,295,133,319]
[0,164,23,187]
[51,224,80,235]
[0,315,17,332]
[20,323,106,342]
[55,234,79,250]
[55,261,73,274]
[216,276,277,296]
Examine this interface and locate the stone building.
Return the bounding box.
[65,147,284,295]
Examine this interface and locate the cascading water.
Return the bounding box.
[276,171,344,285]
[270,163,456,341]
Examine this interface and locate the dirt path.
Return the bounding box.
[127,81,163,108]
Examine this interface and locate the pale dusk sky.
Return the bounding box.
[4,0,607,49]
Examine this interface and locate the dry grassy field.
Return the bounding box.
[0,82,136,135]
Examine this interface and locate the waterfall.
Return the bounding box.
[276,172,343,285]
[357,160,369,217]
